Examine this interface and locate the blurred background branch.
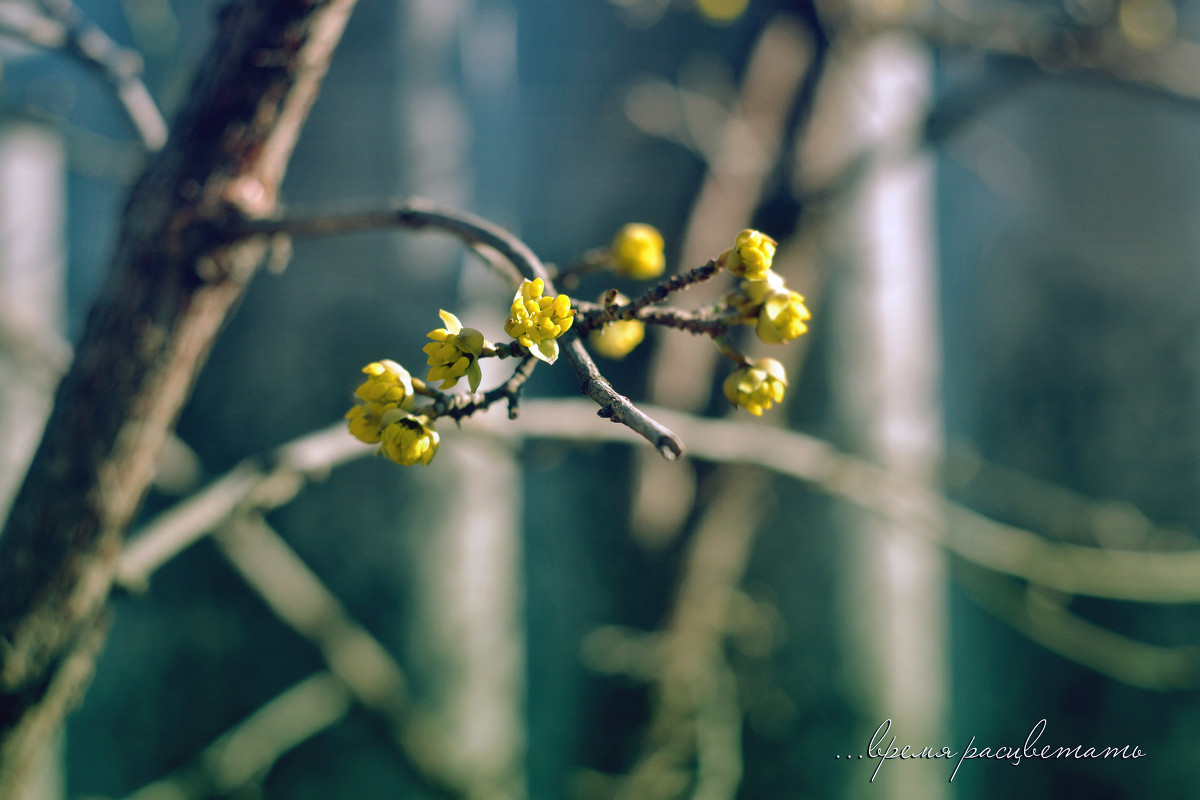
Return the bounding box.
[0,0,165,149]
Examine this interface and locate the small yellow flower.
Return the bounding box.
[423,309,487,392]
[723,358,788,416]
[347,360,416,445]
[589,319,645,359]
[724,271,811,344]
[720,229,776,281]
[757,288,810,344]
[346,402,390,444]
[586,291,645,359]
[355,359,414,406]
[379,413,440,466]
[504,278,576,364]
[610,223,666,280]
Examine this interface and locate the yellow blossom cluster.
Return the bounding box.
[720,230,811,347]
[345,360,439,465]
[424,309,486,392]
[723,358,788,417]
[379,413,439,466]
[721,228,776,281]
[505,278,576,364]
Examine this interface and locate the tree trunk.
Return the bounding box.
[0,1,357,794]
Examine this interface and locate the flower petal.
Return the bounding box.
[467,360,483,393]
[438,309,463,334]
[536,338,559,364]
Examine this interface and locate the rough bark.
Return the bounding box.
[0,0,356,792]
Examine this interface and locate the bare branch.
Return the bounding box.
[576,302,739,339]
[236,198,552,285]
[0,1,167,150]
[562,337,683,461]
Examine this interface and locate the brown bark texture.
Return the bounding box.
[0,0,356,792]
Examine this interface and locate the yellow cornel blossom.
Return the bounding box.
[379,413,439,466]
[721,229,776,281]
[723,358,788,417]
[424,309,487,392]
[346,361,439,466]
[737,272,810,344]
[355,359,413,406]
[758,288,810,344]
[504,278,576,364]
[587,291,645,359]
[346,360,415,444]
[610,223,666,280]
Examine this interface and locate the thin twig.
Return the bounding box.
[419,356,539,422]
[235,198,551,285]
[571,263,723,333]
[623,262,720,319]
[562,336,683,461]
[574,301,740,338]
[0,1,167,150]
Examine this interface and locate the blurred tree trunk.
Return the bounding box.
[0,121,69,800]
[820,34,949,800]
[0,1,356,795]
[397,3,526,796]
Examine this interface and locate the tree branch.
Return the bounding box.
[0,0,358,793]
[238,198,687,458]
[0,0,168,150]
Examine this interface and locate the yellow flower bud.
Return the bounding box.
[586,291,645,359]
[723,358,788,416]
[346,402,388,444]
[504,278,576,364]
[379,414,440,466]
[721,229,776,281]
[347,360,417,445]
[354,359,414,406]
[424,309,487,392]
[756,289,810,344]
[610,223,666,280]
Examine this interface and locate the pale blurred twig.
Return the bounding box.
[0,0,167,150]
[214,515,409,721]
[118,422,369,590]
[120,671,353,800]
[827,1,1200,113]
[953,560,1200,691]
[605,473,768,800]
[498,399,1200,605]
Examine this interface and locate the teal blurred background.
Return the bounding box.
[1,0,1198,798]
